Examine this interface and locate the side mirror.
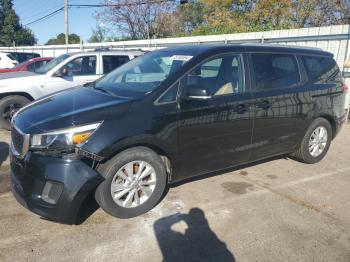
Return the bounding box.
[184,88,211,100]
[53,67,68,77]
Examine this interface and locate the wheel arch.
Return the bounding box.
[318,114,337,139]
[0,92,34,101]
[100,142,174,181]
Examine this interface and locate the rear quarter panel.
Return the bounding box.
[294,55,346,140]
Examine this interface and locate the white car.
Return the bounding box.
[0,49,143,130]
[0,52,19,69]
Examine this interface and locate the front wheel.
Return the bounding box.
[95,147,168,218]
[0,95,30,130]
[293,118,332,164]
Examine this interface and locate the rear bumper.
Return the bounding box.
[334,112,348,138]
[10,151,103,224]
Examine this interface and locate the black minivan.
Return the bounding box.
[10,44,347,223]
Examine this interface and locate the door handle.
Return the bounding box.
[234,104,248,114]
[255,100,271,110]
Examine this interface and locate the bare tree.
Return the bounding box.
[96,0,175,40]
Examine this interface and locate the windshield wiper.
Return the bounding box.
[93,86,117,96]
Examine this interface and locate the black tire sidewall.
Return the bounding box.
[0,96,30,130]
[95,147,167,218]
[301,118,332,164]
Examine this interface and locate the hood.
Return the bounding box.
[13,87,134,134]
[0,71,37,80]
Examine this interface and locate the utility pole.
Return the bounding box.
[65,0,69,45]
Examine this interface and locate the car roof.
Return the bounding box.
[67,50,144,57]
[27,57,53,62]
[159,44,333,57]
[7,51,40,54]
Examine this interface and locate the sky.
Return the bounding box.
[13,0,102,45]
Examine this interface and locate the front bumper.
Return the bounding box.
[10,151,104,224]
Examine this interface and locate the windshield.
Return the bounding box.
[36,54,70,74]
[95,50,195,97]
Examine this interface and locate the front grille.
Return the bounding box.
[11,127,24,154]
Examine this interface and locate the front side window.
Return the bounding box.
[36,54,70,74]
[27,62,35,72]
[103,55,130,74]
[302,56,341,83]
[157,84,179,104]
[252,53,300,90]
[183,54,244,97]
[95,51,196,98]
[63,56,97,76]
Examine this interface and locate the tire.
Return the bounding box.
[95,147,168,218]
[0,95,30,130]
[293,118,332,164]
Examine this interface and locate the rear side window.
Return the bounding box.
[28,61,48,72]
[6,54,16,61]
[251,53,300,90]
[103,55,130,74]
[10,53,40,63]
[302,56,341,82]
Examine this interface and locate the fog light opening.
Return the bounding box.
[41,181,63,204]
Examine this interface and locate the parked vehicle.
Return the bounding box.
[0,52,19,69]
[0,50,143,130]
[8,52,41,63]
[0,57,53,74]
[10,44,347,223]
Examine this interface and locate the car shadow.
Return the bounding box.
[74,155,290,224]
[154,208,235,262]
[171,154,290,187]
[0,142,9,168]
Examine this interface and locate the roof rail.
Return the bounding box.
[94,47,110,51]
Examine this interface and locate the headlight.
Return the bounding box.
[31,123,101,150]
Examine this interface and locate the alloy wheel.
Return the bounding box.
[110,160,157,208]
[308,126,328,157]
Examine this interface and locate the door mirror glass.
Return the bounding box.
[53,67,68,77]
[184,88,211,100]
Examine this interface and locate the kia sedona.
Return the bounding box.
[10,44,347,224]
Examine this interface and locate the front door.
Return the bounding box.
[177,53,254,179]
[45,55,101,95]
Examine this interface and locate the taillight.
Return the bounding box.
[342,84,348,93]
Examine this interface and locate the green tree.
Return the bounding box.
[192,0,252,35]
[88,25,107,43]
[0,0,36,46]
[45,33,81,45]
[94,0,350,39]
[176,0,205,34]
[249,0,292,31]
